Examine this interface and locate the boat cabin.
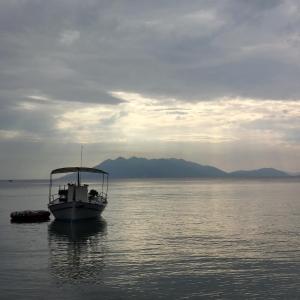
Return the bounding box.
[49,167,108,205]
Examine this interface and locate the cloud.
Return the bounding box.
[1,85,300,151]
[59,30,80,45]
[3,90,293,147]
[1,0,300,177]
[1,0,300,104]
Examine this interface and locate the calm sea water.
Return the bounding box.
[0,178,300,299]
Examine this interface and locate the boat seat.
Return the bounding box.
[58,189,68,202]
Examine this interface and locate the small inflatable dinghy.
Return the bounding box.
[10,210,50,223]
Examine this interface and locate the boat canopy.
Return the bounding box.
[51,167,108,175]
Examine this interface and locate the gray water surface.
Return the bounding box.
[0,179,300,299]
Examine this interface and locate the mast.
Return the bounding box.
[78,145,83,186]
[80,145,83,167]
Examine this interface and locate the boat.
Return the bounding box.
[48,167,109,221]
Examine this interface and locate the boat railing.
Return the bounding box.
[50,191,107,204]
[50,194,60,204]
[51,194,58,200]
[99,191,107,198]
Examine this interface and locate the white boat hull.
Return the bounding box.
[48,201,106,221]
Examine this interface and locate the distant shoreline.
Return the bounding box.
[1,177,299,182]
[3,157,300,181]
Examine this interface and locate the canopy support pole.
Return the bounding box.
[77,170,80,186]
[49,174,52,203]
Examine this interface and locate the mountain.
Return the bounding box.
[61,157,292,180]
[229,168,290,178]
[96,157,227,178]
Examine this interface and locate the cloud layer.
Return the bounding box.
[2,0,300,104]
[1,0,300,177]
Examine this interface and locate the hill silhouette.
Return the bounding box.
[96,157,228,178]
[61,157,292,180]
[229,168,289,178]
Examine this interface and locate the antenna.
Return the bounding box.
[80,145,83,167]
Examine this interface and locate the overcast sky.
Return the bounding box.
[1,0,300,178]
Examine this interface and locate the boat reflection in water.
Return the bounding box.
[48,218,107,283]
